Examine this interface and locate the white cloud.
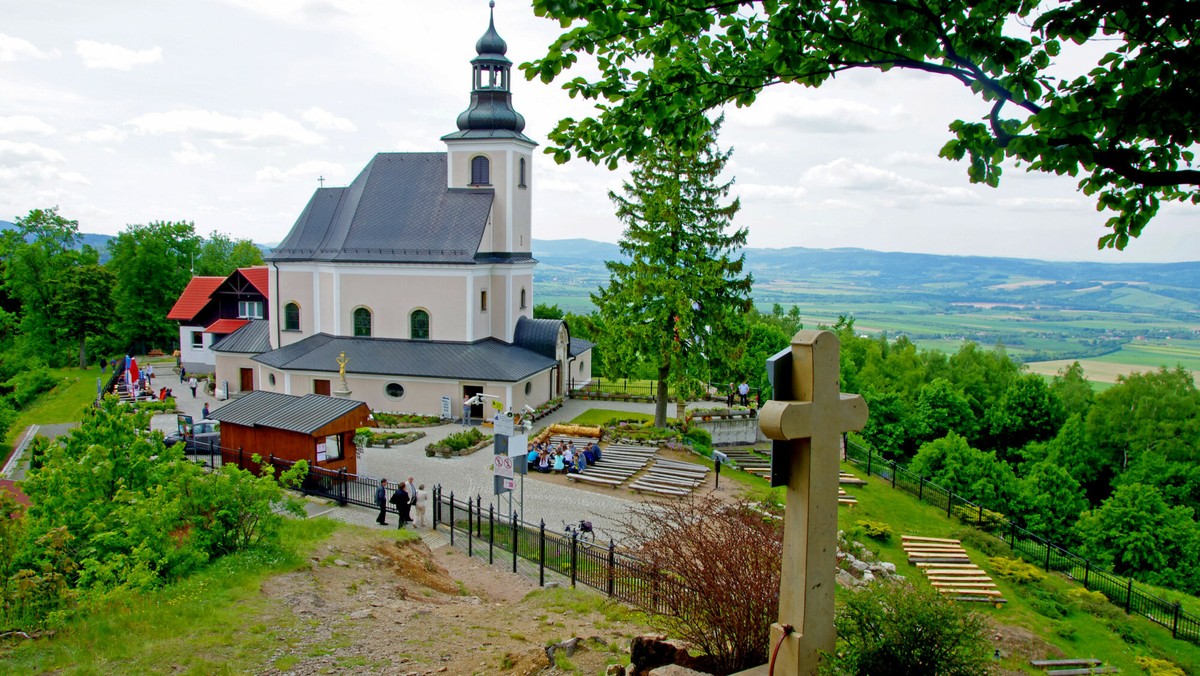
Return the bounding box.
[882,151,945,167]
[0,115,55,136]
[256,160,346,184]
[302,106,356,132]
[738,183,807,203]
[997,196,1086,211]
[0,140,89,184]
[75,39,163,70]
[77,125,129,144]
[127,110,324,148]
[538,177,583,193]
[740,98,909,134]
[0,34,56,62]
[172,142,215,165]
[802,158,964,196]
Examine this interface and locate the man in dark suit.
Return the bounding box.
[375,479,389,525]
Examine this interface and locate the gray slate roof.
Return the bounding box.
[512,316,564,360]
[209,390,368,435]
[252,333,558,383]
[211,320,271,354]
[569,337,594,357]
[266,153,498,264]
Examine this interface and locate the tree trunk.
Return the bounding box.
[655,364,670,428]
[78,336,88,370]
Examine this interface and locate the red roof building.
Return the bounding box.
[167,277,224,322]
[171,267,270,374]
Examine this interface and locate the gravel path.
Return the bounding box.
[152,395,743,544]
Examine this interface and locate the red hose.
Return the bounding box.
[768,624,795,676]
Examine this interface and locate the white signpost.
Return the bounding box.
[440,395,452,419]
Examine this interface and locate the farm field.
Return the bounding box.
[1025,340,1200,385]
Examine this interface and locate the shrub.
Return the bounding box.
[987,556,1045,584]
[1066,587,1120,620]
[372,411,443,426]
[855,519,892,542]
[441,427,490,452]
[830,581,993,676]
[616,495,783,674]
[4,366,59,409]
[682,427,712,456]
[1136,656,1186,676]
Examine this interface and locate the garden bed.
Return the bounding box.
[425,427,493,458]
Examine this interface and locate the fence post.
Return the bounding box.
[1172,602,1182,638]
[512,511,519,574]
[918,475,924,501]
[1125,577,1134,614]
[891,461,897,488]
[607,540,616,597]
[1084,560,1090,588]
[947,491,953,519]
[539,520,546,587]
[866,448,873,477]
[432,485,439,528]
[449,491,455,546]
[570,531,578,588]
[468,496,474,558]
[1044,542,1052,571]
[476,495,483,537]
[978,504,984,527]
[488,505,494,565]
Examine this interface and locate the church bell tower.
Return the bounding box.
[442,1,536,258]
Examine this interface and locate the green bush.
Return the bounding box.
[683,427,713,456]
[855,519,893,542]
[1066,587,1120,620]
[1136,656,1186,676]
[987,556,1045,584]
[443,427,487,451]
[4,366,59,409]
[829,581,993,676]
[372,411,442,426]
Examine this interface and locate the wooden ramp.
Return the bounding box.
[902,535,1006,605]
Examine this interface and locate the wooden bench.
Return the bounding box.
[629,482,689,497]
[568,474,623,488]
[1044,668,1117,676]
[1031,659,1103,668]
[641,475,702,488]
[902,535,961,544]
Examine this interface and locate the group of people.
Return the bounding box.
[726,381,753,407]
[374,476,429,529]
[526,439,602,475]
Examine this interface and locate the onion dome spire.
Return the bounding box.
[445,1,528,139]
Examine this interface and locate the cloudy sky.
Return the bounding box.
[1,0,1195,263]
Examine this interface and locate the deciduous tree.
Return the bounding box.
[107,221,201,352]
[592,120,752,426]
[525,0,1200,249]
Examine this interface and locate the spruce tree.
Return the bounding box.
[593,120,752,427]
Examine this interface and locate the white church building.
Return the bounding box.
[211,8,593,417]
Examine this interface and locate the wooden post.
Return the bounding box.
[755,330,868,676]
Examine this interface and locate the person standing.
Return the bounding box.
[375,479,389,525]
[738,381,749,407]
[188,376,198,398]
[413,484,429,528]
[145,363,154,381]
[727,382,736,408]
[390,482,411,529]
[405,476,417,510]
[100,358,107,374]
[462,395,472,426]
[202,403,210,419]
[180,366,187,384]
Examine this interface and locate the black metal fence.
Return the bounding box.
[845,440,1200,643]
[429,486,695,614]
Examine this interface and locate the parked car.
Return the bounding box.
[165,415,220,455]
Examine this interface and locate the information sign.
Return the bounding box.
[440,395,452,419]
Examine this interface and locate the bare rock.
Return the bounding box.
[334,559,350,567]
[606,665,626,676]
[349,609,373,620]
[649,666,714,676]
[629,636,715,676]
[545,637,583,664]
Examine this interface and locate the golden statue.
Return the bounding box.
[336,351,349,381]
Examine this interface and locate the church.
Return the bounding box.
[209,6,593,417]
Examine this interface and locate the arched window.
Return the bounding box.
[518,158,527,187]
[284,302,300,331]
[411,309,430,340]
[520,288,527,310]
[353,307,372,337]
[470,155,490,185]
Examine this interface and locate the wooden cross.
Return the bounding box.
[758,330,868,676]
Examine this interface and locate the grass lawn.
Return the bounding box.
[0,518,346,674]
[1,366,106,466]
[568,409,654,427]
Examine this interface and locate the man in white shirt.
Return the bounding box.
[738,381,750,406]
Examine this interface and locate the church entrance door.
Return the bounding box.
[463,385,483,421]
